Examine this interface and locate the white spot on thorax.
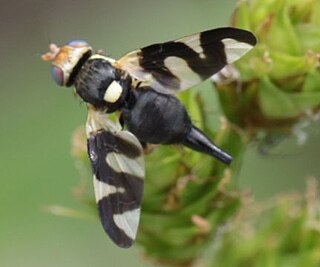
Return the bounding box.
[104,80,123,103]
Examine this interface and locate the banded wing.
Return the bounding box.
[86,108,145,248]
[116,27,256,94]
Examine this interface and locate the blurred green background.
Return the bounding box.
[1,0,319,266]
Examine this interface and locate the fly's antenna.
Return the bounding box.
[41,43,60,61]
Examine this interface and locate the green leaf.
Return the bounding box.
[311,0,320,26]
[259,76,297,118]
[259,76,320,118]
[297,24,320,51]
[290,92,320,111]
[233,0,252,30]
[251,0,277,29]
[267,1,302,55]
[269,51,310,79]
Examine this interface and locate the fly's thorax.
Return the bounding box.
[74,55,132,112]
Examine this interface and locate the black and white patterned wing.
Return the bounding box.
[86,108,145,248]
[116,27,256,94]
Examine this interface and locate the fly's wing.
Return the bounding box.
[86,108,145,248]
[116,27,256,94]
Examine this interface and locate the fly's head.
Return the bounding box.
[42,40,92,87]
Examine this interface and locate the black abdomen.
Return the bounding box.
[123,88,191,144]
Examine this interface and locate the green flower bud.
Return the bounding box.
[217,0,320,127]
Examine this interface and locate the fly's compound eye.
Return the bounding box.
[67,40,90,48]
[51,66,64,86]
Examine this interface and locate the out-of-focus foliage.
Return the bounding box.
[208,179,320,267]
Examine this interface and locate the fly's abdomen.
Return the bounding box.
[124,88,192,144]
